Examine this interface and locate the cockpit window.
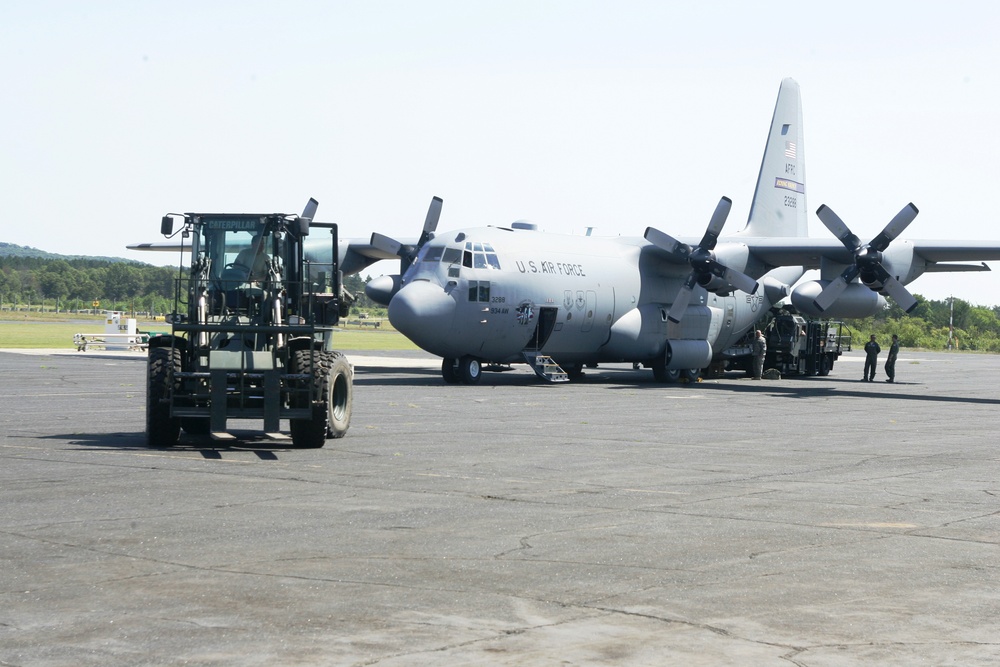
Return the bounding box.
[424,245,444,262]
[415,244,461,265]
[464,242,500,270]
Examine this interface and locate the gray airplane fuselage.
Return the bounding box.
[387,226,793,369]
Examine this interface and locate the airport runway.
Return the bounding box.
[1,348,999,666]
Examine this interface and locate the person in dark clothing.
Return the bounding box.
[884,334,899,383]
[863,335,881,381]
[752,329,767,380]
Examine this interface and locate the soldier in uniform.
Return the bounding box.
[863,334,881,381]
[752,329,767,380]
[884,334,899,383]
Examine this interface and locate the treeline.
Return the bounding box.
[0,256,179,314]
[0,255,378,317]
[845,296,1000,352]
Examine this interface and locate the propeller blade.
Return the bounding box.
[811,275,851,313]
[644,227,690,260]
[816,204,861,251]
[667,274,699,323]
[815,200,920,312]
[870,202,919,252]
[879,274,919,313]
[718,265,759,295]
[301,198,319,221]
[370,232,403,257]
[699,196,732,250]
[416,196,443,249]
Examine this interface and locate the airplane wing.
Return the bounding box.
[907,241,1000,266]
[331,237,416,276]
[743,238,1000,273]
[127,242,185,252]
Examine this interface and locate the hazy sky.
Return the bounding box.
[3,1,999,305]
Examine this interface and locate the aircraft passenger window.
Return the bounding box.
[442,248,462,264]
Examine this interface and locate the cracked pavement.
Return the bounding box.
[1,349,999,665]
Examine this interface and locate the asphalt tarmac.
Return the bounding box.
[1,347,999,666]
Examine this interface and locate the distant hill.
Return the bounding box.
[0,242,139,264]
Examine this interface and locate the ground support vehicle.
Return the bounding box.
[715,310,852,377]
[762,312,852,376]
[145,206,352,447]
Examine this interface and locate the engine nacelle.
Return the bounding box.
[696,273,730,293]
[790,280,885,318]
[665,339,713,370]
[365,274,402,306]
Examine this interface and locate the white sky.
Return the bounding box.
[3,1,999,305]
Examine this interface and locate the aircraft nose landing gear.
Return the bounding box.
[442,356,482,385]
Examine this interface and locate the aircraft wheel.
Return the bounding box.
[653,365,681,383]
[651,356,681,383]
[681,368,701,383]
[147,346,181,447]
[441,358,460,384]
[458,355,482,385]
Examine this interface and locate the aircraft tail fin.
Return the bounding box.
[738,78,808,238]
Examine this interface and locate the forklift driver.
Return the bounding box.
[234,233,270,282]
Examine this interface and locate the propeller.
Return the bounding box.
[644,196,759,323]
[370,196,443,275]
[301,197,319,221]
[812,202,919,314]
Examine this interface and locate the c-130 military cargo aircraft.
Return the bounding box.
[130,79,1000,384]
[356,78,1000,383]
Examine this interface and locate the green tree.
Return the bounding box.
[103,263,143,301]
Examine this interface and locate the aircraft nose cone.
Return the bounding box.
[388,280,457,355]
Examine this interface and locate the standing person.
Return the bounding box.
[863,334,881,382]
[752,329,767,380]
[884,334,899,383]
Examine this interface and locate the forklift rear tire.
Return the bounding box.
[147,346,181,447]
